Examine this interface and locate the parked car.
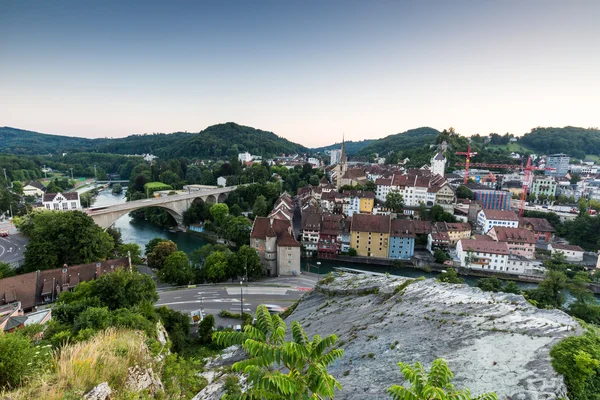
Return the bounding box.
[0,230,8,237]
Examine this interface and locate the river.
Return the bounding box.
[91,188,539,290]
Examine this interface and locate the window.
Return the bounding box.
[71,201,77,209]
[53,203,59,210]
[62,202,68,210]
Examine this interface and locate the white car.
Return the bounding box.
[264,304,286,314]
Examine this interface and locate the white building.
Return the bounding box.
[217,176,227,187]
[550,243,585,262]
[308,157,320,169]
[23,181,45,197]
[456,239,510,273]
[430,152,447,177]
[330,149,342,165]
[477,210,520,233]
[238,152,253,162]
[42,192,81,211]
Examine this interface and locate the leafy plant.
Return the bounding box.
[387,358,498,400]
[213,305,344,399]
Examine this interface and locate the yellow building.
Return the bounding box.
[350,214,391,258]
[434,222,472,245]
[359,193,375,214]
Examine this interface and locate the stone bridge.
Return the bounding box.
[87,187,236,229]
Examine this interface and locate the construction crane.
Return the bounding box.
[455,149,554,216]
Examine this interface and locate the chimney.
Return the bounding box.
[269,217,274,227]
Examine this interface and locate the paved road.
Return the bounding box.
[0,222,28,267]
[156,275,317,326]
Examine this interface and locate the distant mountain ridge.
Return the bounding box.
[0,123,308,158]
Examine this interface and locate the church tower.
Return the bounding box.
[335,135,348,189]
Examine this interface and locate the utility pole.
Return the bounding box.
[240,281,244,317]
[2,169,7,187]
[42,165,47,179]
[70,168,74,181]
[94,165,97,180]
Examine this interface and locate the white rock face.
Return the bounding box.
[192,346,247,400]
[83,382,112,400]
[289,274,581,400]
[125,365,164,394]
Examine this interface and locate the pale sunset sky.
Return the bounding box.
[1,0,599,147]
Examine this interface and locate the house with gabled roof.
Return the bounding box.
[42,192,81,211]
[250,217,301,276]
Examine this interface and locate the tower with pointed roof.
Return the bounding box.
[335,135,349,189]
[431,152,447,177]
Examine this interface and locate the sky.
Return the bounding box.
[1,0,599,147]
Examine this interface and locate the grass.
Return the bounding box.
[3,328,153,400]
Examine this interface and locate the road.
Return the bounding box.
[156,275,317,327]
[0,222,28,267]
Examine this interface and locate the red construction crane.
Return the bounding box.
[455,153,554,217]
[455,146,478,185]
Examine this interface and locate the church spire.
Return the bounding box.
[340,134,347,164]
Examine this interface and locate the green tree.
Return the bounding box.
[214,305,344,399]
[158,251,192,286]
[434,249,450,264]
[83,269,158,310]
[438,268,464,284]
[145,237,167,256]
[22,210,114,272]
[11,181,23,195]
[114,243,143,264]
[477,277,503,292]
[525,270,568,308]
[223,215,252,246]
[0,332,47,389]
[210,203,229,225]
[185,165,202,184]
[385,191,404,212]
[197,314,215,345]
[456,185,473,199]
[388,358,498,400]
[230,245,263,281]
[502,281,522,295]
[148,240,178,270]
[0,262,16,279]
[348,247,357,256]
[204,251,229,283]
[252,195,268,218]
[111,183,123,194]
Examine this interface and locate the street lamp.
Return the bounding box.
[240,281,244,318]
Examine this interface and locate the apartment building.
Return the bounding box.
[350,214,391,258]
[487,227,537,259]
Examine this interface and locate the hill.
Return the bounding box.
[0,123,308,159]
[358,127,441,155]
[311,139,375,155]
[519,126,600,159]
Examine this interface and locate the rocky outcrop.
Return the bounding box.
[192,346,247,400]
[84,382,112,400]
[125,365,164,395]
[287,274,581,400]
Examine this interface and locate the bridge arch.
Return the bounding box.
[205,194,217,204]
[217,193,228,203]
[91,204,184,230]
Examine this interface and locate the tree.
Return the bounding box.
[88,269,159,310]
[114,243,143,265]
[11,180,23,195]
[252,195,268,217]
[385,191,404,212]
[434,249,450,264]
[111,183,123,194]
[429,205,456,222]
[158,251,192,286]
[213,305,344,399]
[348,247,357,256]
[388,358,498,400]
[364,180,377,192]
[21,210,114,272]
[570,173,582,185]
[145,237,167,256]
[147,240,177,270]
[204,251,229,283]
[525,270,568,309]
[477,277,503,292]
[456,185,473,199]
[185,165,202,184]
[0,262,16,279]
[223,215,252,246]
[502,281,522,295]
[230,245,263,281]
[197,314,215,345]
[209,203,229,225]
[0,331,47,389]
[438,268,464,284]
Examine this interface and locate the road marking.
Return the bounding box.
[226,287,289,296]
[174,296,182,299]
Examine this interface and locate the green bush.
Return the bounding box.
[551,327,600,400]
[157,307,190,353]
[0,332,48,389]
[161,354,207,399]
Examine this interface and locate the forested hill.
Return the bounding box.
[519,126,600,158]
[358,127,441,155]
[312,139,375,155]
[0,123,308,158]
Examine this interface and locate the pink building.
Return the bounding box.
[487,227,537,260]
